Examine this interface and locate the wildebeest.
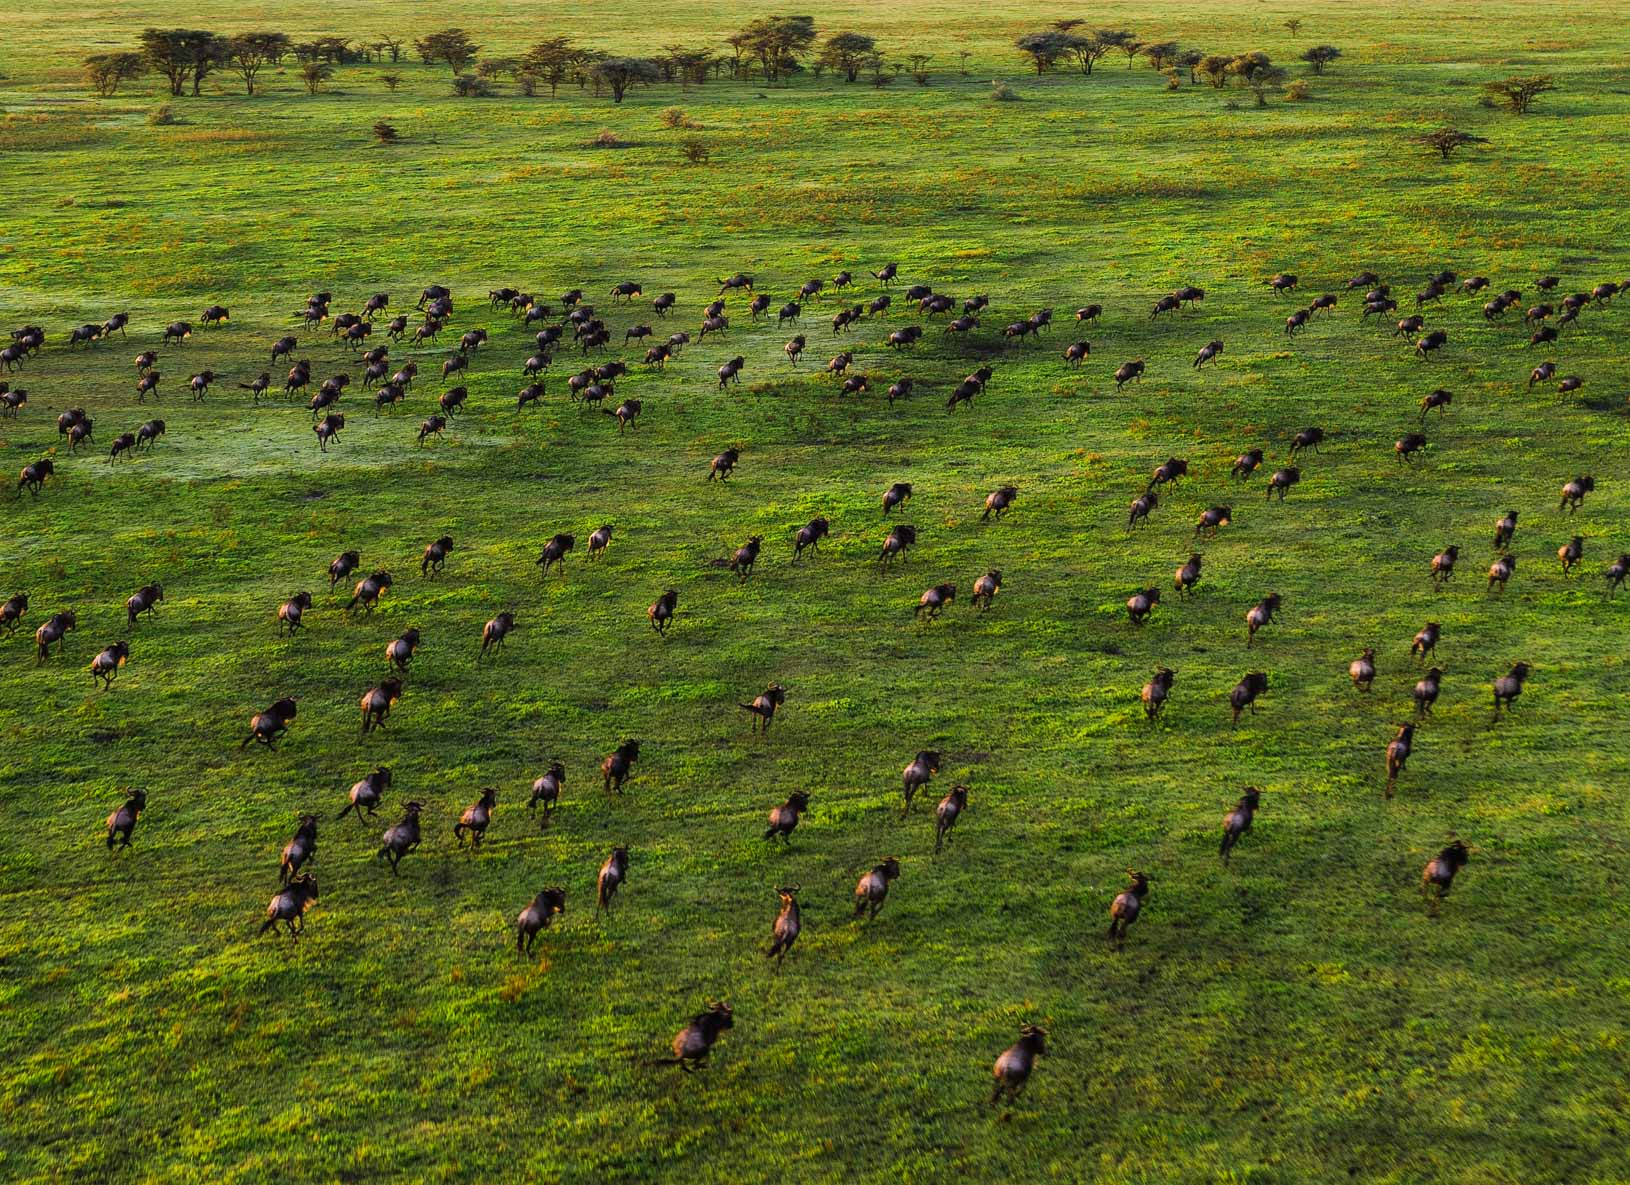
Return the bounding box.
[516,888,567,954]
[879,524,916,565]
[329,550,360,590]
[1559,475,1594,513]
[660,1001,733,1072]
[259,874,319,939]
[1107,870,1150,947]
[87,640,129,689]
[1142,666,1174,721]
[359,677,404,734]
[279,814,318,883]
[241,697,298,748]
[608,399,641,431]
[764,790,811,843]
[882,482,913,515]
[587,524,614,560]
[916,582,956,621]
[527,761,566,820]
[454,787,498,848]
[766,885,802,968]
[163,320,192,344]
[1349,647,1376,692]
[1230,672,1269,725]
[1422,839,1469,913]
[1196,505,1232,536]
[1419,389,1452,421]
[990,1025,1048,1106]
[1126,587,1160,626]
[18,459,55,495]
[933,784,969,854]
[901,750,941,816]
[34,610,76,661]
[376,802,423,874]
[982,485,1018,521]
[1487,553,1516,593]
[1492,662,1530,714]
[346,570,392,613]
[1266,273,1298,295]
[1219,788,1260,864]
[1075,304,1103,324]
[784,334,806,364]
[708,447,741,480]
[1246,594,1282,646]
[793,517,829,560]
[106,788,147,851]
[1384,723,1415,798]
[1411,621,1442,661]
[740,683,786,732]
[1231,450,1263,480]
[729,536,763,580]
[1174,553,1203,597]
[1528,361,1557,389]
[1606,554,1630,597]
[1413,667,1444,715]
[1193,340,1224,368]
[337,767,392,821]
[420,535,454,578]
[853,857,901,921]
[1493,509,1518,551]
[537,533,574,576]
[1114,360,1145,389]
[1063,340,1091,366]
[1559,535,1584,574]
[1415,330,1448,358]
[648,589,678,634]
[972,569,1002,610]
[602,740,641,793]
[314,413,345,451]
[598,845,630,916]
[1267,467,1301,501]
[479,611,516,659]
[0,593,28,635]
[1396,433,1428,462]
[417,412,448,441]
[1128,490,1159,530]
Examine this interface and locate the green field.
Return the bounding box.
[4,2,1630,1181]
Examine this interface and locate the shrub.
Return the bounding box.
[1284,79,1312,100]
[381,73,403,91]
[147,104,177,126]
[592,129,625,148]
[516,72,538,97]
[301,63,332,94]
[373,121,399,144]
[452,74,493,97]
[990,79,1021,102]
[659,106,699,129]
[680,137,710,164]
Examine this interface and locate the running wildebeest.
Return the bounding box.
[1396,433,1428,462]
[764,790,811,844]
[1193,340,1224,368]
[359,677,404,734]
[916,582,956,621]
[1107,870,1150,948]
[1487,553,1516,593]
[729,536,763,580]
[990,1025,1047,1107]
[88,641,129,689]
[982,485,1018,521]
[709,448,740,480]
[0,593,28,636]
[601,740,640,794]
[479,611,516,659]
[1196,505,1232,536]
[1076,304,1102,324]
[241,697,298,748]
[793,517,829,561]
[18,459,55,495]
[314,413,344,451]
[648,589,677,634]
[1350,647,1376,692]
[1174,553,1203,597]
[585,524,614,560]
[34,610,76,661]
[454,787,498,848]
[1128,490,1159,530]
[879,524,916,565]
[516,888,567,954]
[1559,535,1584,574]
[1266,273,1298,295]
[376,802,423,875]
[597,845,630,916]
[1230,672,1269,725]
[1126,587,1160,626]
[1219,788,1260,864]
[1415,330,1448,358]
[1114,360,1145,389]
[279,814,318,884]
[1492,662,1530,714]
[882,482,912,516]
[346,570,392,613]
[1559,475,1594,512]
[1419,389,1452,421]
[1384,724,1415,798]
[1411,621,1442,661]
[1231,450,1263,479]
[420,535,454,578]
[1422,839,1470,913]
[766,885,802,969]
[659,1002,733,1072]
[1493,510,1518,551]
[259,874,318,939]
[1606,554,1630,597]
[527,761,566,820]
[1142,667,1175,721]
[972,569,1002,610]
[106,788,147,851]
[535,533,574,577]
[740,683,786,732]
[337,767,392,821]
[853,857,900,921]
[784,334,806,364]
[901,750,941,817]
[1246,594,1282,646]
[328,550,360,590]
[1267,467,1301,501]
[1414,667,1444,715]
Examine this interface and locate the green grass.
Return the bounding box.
[4,2,1630,1182]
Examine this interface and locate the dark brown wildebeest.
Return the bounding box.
[1458,276,1489,295]
[260,873,319,939]
[990,1025,1047,1107]
[1126,587,1160,626]
[1107,870,1150,948]
[454,787,498,848]
[609,281,643,304]
[329,550,360,589]
[1114,359,1145,389]
[766,885,802,969]
[1384,723,1414,799]
[135,419,166,450]
[67,323,102,348]
[1128,490,1159,530]
[1419,388,1451,421]
[833,269,855,290]
[516,382,545,410]
[660,1001,734,1073]
[441,354,468,384]
[0,387,26,417]
[1246,594,1282,646]
[608,399,641,431]
[709,447,740,480]
[1411,621,1442,661]
[982,485,1018,521]
[827,350,853,375]
[726,536,762,581]
[740,684,786,732]
[1142,666,1175,721]
[242,371,272,400]
[1394,315,1425,339]
[527,761,566,820]
[89,640,130,690]
[1285,308,1311,336]
[853,857,901,921]
[439,387,468,416]
[1414,668,1443,715]
[699,315,729,341]
[793,517,829,560]
[946,314,979,335]
[1266,273,1298,295]
[872,262,898,285]
[66,418,94,452]
[1196,505,1232,536]
[643,344,671,368]
[277,591,314,634]
[359,677,404,734]
[935,784,969,854]
[479,611,516,659]
[1528,362,1556,389]
[1151,294,1180,318]
[537,533,574,576]
[648,589,678,634]
[1422,839,1469,913]
[1556,375,1583,396]
[1219,788,1260,864]
[1310,293,1338,315]
[104,312,130,338]
[386,627,420,672]
[901,750,941,817]
[1487,553,1516,592]
[279,814,318,884]
[784,334,806,365]
[889,326,923,350]
[1607,554,1630,596]
[1415,330,1448,358]
[346,570,393,613]
[1289,427,1325,457]
[1230,672,1269,725]
[1529,326,1558,348]
[879,524,917,565]
[0,593,27,635]
[163,321,192,344]
[882,482,913,516]
[421,535,454,578]
[314,413,345,451]
[1524,303,1553,325]
[241,697,298,748]
[1267,467,1301,500]
[1231,449,1264,479]
[516,888,566,954]
[597,845,631,916]
[1362,297,1397,319]
[916,582,956,621]
[886,378,914,404]
[1396,433,1428,462]
[1193,339,1224,368]
[1076,303,1103,324]
[972,570,1002,610]
[1559,535,1584,574]
[719,272,754,295]
[652,292,676,317]
[716,356,745,387]
[107,431,138,463]
[1149,457,1188,490]
[1174,553,1202,597]
[1559,474,1594,512]
[106,788,147,851]
[1494,509,1518,550]
[764,791,810,844]
[1350,647,1376,691]
[777,302,802,326]
[337,768,392,822]
[1001,320,1034,344]
[34,610,76,661]
[587,524,614,560]
[1492,662,1530,714]
[375,801,423,875]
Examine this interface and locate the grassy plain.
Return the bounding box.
[2,2,1630,1182]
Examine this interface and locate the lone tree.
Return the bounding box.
[140,29,224,97]
[590,57,660,102]
[737,16,817,82]
[226,32,290,95]
[817,32,876,82]
[1015,31,1072,73]
[522,37,582,97]
[1301,45,1341,74]
[1284,19,1303,36]
[1141,41,1179,71]
[302,62,332,94]
[414,29,480,73]
[84,52,146,97]
[1229,53,1286,106]
[1415,127,1489,160]
[1483,75,1555,114]
[373,121,399,143]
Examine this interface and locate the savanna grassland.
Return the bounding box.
[3,2,1630,1182]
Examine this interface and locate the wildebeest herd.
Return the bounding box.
[6,257,1627,1103]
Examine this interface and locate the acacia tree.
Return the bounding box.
[737,16,817,83]
[376,36,404,63]
[84,52,146,96]
[1176,48,1205,83]
[1141,41,1179,70]
[817,31,876,82]
[1483,75,1555,114]
[140,29,222,97]
[1301,45,1341,74]
[227,32,289,95]
[1015,31,1071,74]
[1197,53,1232,88]
[1284,19,1303,36]
[1085,30,1135,74]
[302,62,332,94]
[590,56,660,102]
[1120,37,1146,68]
[1415,128,1488,160]
[522,37,581,97]
[1229,53,1286,106]
[414,29,479,73]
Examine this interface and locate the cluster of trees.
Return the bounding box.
[89,29,409,97]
